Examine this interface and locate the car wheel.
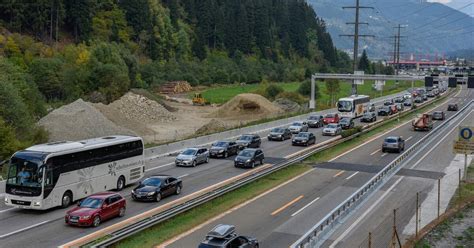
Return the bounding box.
[251,161,255,168]
[116,176,125,191]
[61,191,72,208]
[175,185,182,195]
[155,192,162,202]
[382,148,386,153]
[92,216,101,227]
[118,207,126,217]
[205,156,209,163]
[260,158,264,165]
[192,160,197,167]
[224,151,228,158]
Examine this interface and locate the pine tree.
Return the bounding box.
[358,50,372,74]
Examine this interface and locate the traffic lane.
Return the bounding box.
[325,110,474,248]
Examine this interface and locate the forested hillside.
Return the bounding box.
[0,0,352,161]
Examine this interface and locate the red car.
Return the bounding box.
[65,192,126,227]
[390,105,398,114]
[323,113,340,124]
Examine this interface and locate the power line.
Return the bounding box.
[409,14,472,39]
[340,0,374,95]
[407,2,473,33]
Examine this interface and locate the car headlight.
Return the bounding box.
[80,215,91,220]
[147,192,156,196]
[33,201,41,206]
[4,197,8,203]
[277,134,282,137]
[246,159,251,163]
[131,189,135,194]
[219,149,224,153]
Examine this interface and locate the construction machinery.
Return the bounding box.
[412,113,433,131]
[192,93,209,106]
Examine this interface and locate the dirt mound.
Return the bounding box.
[208,93,283,119]
[273,98,301,113]
[38,99,135,142]
[95,92,176,137]
[195,119,228,135]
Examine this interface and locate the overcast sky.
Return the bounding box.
[428,0,474,16]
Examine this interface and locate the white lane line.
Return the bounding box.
[0,220,52,239]
[370,149,380,156]
[291,197,320,217]
[177,174,189,179]
[345,172,359,180]
[0,207,15,214]
[381,153,387,157]
[405,136,413,142]
[145,162,174,172]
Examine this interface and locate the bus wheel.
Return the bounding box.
[116,176,125,191]
[61,191,72,208]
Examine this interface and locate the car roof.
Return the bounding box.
[385,136,400,140]
[241,148,257,152]
[148,175,171,179]
[206,224,236,239]
[87,192,119,199]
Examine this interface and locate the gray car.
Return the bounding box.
[382,136,405,153]
[175,148,209,167]
[322,123,342,136]
[288,121,309,134]
[307,115,324,128]
[267,127,292,141]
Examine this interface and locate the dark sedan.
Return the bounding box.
[447,104,458,111]
[339,117,355,129]
[292,132,316,146]
[361,112,377,123]
[307,115,324,128]
[236,134,261,149]
[378,106,392,116]
[209,141,239,158]
[131,175,182,202]
[267,127,292,141]
[199,224,259,248]
[234,149,264,168]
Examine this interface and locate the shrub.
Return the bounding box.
[265,84,284,100]
[341,126,363,138]
[276,92,307,105]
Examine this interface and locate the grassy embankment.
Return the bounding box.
[112,88,450,248]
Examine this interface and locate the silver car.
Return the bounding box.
[288,121,309,134]
[175,148,209,167]
[322,124,342,136]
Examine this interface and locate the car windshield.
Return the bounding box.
[7,153,44,188]
[364,113,372,117]
[238,135,253,141]
[142,177,162,187]
[385,138,398,143]
[308,116,319,120]
[340,118,350,123]
[327,124,337,128]
[213,142,229,147]
[271,128,284,133]
[338,100,352,112]
[239,150,255,157]
[79,197,103,209]
[326,114,335,118]
[181,149,197,155]
[292,122,302,126]
[296,133,309,138]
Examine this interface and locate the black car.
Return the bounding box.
[307,115,324,128]
[198,224,259,248]
[339,117,355,129]
[427,91,435,98]
[384,99,394,106]
[414,96,423,103]
[267,127,292,141]
[422,94,428,101]
[404,99,413,107]
[292,132,316,146]
[361,112,377,123]
[394,97,404,103]
[209,141,239,158]
[236,134,261,149]
[447,104,458,111]
[131,175,182,202]
[378,106,392,116]
[234,149,264,168]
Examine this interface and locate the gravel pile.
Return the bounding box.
[208,93,283,118]
[195,119,228,135]
[38,99,135,142]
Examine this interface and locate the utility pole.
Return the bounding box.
[391,24,406,75]
[341,0,374,95]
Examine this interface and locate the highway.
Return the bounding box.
[0,90,443,247]
[163,87,473,248]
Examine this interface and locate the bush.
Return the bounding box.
[298,79,320,98]
[265,84,284,100]
[341,126,363,138]
[276,92,307,105]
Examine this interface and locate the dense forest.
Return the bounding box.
[0,0,356,161]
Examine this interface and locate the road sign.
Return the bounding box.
[454,126,474,154]
[354,71,364,85]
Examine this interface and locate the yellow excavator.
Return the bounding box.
[192,93,209,106]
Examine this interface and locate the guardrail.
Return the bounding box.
[290,98,473,248]
[87,90,455,248]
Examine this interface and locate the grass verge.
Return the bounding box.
[113,164,310,248]
[113,90,454,248]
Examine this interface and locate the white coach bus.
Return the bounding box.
[337,95,371,118]
[4,135,145,210]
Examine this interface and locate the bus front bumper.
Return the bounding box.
[4,194,43,209]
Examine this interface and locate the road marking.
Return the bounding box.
[177,174,189,179]
[291,197,320,217]
[145,162,174,172]
[370,149,380,156]
[0,220,52,239]
[271,195,304,216]
[381,153,388,157]
[0,207,15,214]
[333,171,345,177]
[405,136,413,142]
[345,172,359,180]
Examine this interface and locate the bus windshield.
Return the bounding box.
[338,100,353,112]
[7,155,44,188]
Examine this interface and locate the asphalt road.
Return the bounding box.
[0,90,438,247]
[165,88,472,248]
